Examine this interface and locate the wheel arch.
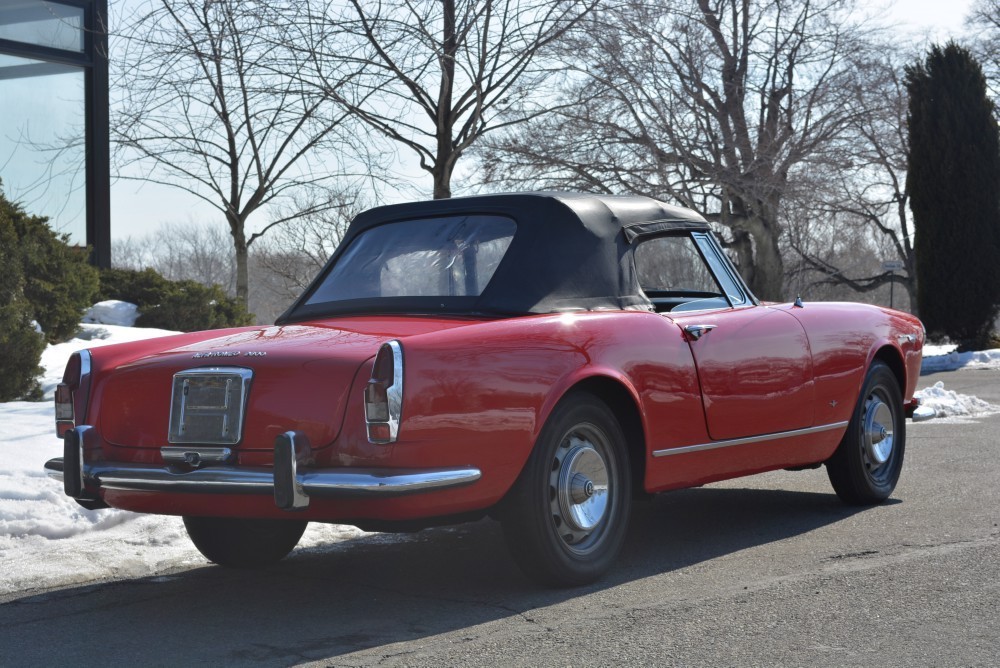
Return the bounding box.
[561,376,647,498]
[871,344,906,394]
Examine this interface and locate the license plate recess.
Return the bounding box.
[168,368,253,445]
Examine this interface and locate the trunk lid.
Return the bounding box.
[98,317,479,451]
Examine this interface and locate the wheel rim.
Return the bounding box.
[861,389,896,482]
[549,423,614,555]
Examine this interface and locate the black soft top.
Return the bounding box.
[279,192,710,321]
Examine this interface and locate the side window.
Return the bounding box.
[635,236,718,293]
[633,235,729,312]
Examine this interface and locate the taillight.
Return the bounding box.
[55,350,92,437]
[365,341,403,444]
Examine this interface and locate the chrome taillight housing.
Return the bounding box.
[365,341,403,444]
[55,350,92,437]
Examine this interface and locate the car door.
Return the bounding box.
[634,232,815,442]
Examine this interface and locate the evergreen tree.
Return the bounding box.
[0,198,45,401]
[4,198,99,344]
[0,184,100,399]
[906,43,1000,345]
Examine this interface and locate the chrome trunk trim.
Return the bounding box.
[652,421,849,458]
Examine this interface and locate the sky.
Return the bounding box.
[881,0,976,40]
[107,0,980,243]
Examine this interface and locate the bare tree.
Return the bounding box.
[478,0,875,301]
[113,220,236,288]
[967,0,1000,97]
[786,52,918,312]
[299,0,596,200]
[253,188,365,301]
[113,0,369,306]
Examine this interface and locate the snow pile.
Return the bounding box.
[0,400,193,593]
[922,343,957,357]
[82,299,140,327]
[912,381,999,422]
[0,396,371,594]
[38,322,178,400]
[0,319,374,595]
[921,345,1000,374]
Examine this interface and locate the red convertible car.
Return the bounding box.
[46,192,924,586]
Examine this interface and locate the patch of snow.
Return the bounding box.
[921,347,1000,374]
[38,323,179,400]
[0,398,374,594]
[912,381,999,424]
[1,322,377,596]
[82,299,140,327]
[921,343,957,357]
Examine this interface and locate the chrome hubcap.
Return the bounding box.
[863,396,894,466]
[550,426,611,550]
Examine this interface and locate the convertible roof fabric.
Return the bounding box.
[281,192,711,319]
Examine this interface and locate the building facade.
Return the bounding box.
[0,0,109,266]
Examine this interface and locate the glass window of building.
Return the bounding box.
[0,0,109,264]
[0,1,84,52]
[0,52,86,245]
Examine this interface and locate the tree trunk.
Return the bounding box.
[433,0,457,201]
[725,194,785,302]
[432,160,455,199]
[904,278,918,318]
[745,213,784,302]
[229,214,249,308]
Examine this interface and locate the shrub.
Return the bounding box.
[98,267,253,332]
[0,212,45,401]
[1,193,99,344]
[0,302,46,401]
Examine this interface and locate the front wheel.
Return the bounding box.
[183,516,308,568]
[500,392,632,587]
[826,361,905,505]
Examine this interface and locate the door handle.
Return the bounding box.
[684,324,716,340]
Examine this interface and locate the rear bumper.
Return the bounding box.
[46,426,481,511]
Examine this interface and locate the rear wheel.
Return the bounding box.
[500,392,632,587]
[826,361,905,505]
[183,516,308,568]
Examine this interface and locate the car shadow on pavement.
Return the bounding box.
[1,486,875,666]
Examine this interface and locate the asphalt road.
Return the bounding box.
[2,367,997,667]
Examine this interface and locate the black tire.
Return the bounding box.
[826,361,905,505]
[183,516,308,568]
[500,392,632,587]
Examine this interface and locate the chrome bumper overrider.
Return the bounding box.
[45,427,481,511]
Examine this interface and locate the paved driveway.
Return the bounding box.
[1,368,997,667]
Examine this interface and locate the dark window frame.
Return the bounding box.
[0,0,109,266]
